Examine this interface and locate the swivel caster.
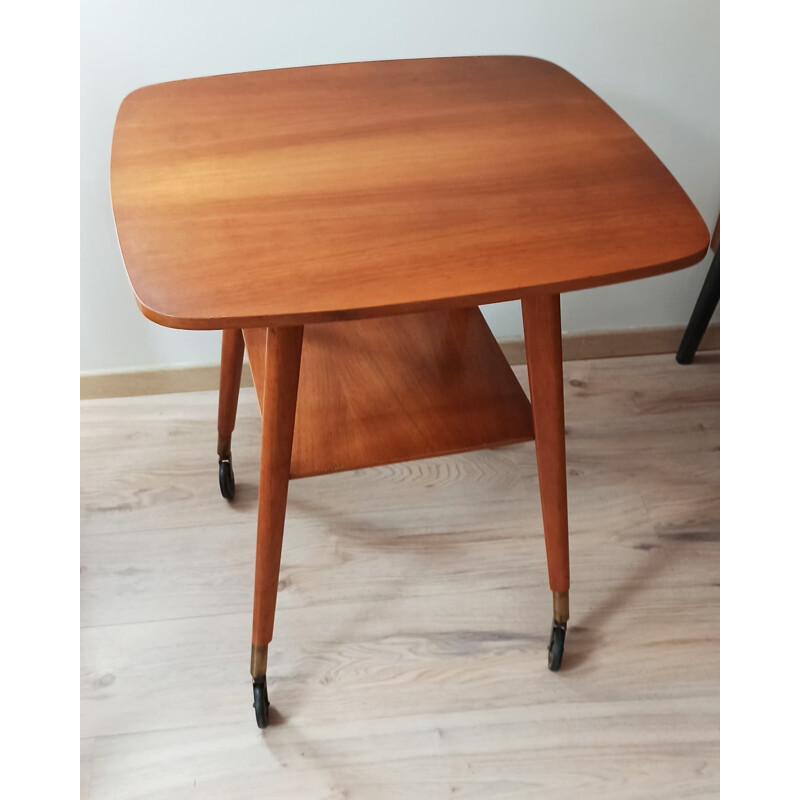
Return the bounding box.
[253,679,269,728]
[219,457,235,500]
[548,591,569,672]
[548,621,566,671]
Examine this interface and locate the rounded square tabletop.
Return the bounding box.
[110,56,709,329]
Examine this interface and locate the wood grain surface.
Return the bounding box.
[522,295,570,593]
[81,353,719,798]
[216,328,244,455]
[110,56,709,329]
[250,326,303,647]
[244,308,533,478]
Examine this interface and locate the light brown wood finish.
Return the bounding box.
[244,309,533,479]
[251,326,303,649]
[216,328,244,457]
[111,56,708,330]
[522,295,570,593]
[81,354,719,799]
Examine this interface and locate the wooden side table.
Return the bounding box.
[110,56,709,728]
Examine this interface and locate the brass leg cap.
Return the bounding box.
[553,591,569,624]
[250,645,268,679]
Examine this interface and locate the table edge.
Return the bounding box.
[133,243,709,330]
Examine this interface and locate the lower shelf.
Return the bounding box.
[243,307,533,479]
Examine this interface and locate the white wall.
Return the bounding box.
[81,0,719,373]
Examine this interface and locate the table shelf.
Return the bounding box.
[243,307,533,479]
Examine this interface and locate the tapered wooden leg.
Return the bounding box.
[522,294,570,671]
[217,329,245,500]
[217,329,245,458]
[250,326,303,727]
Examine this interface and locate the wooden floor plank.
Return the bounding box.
[81,473,659,628]
[81,352,719,798]
[86,696,717,800]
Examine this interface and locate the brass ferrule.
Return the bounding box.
[218,434,232,459]
[553,591,569,624]
[250,645,268,679]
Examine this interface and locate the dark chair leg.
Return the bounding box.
[676,248,720,365]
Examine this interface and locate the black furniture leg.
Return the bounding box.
[676,248,720,365]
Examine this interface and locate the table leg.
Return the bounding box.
[217,328,245,500]
[250,325,304,728]
[521,294,570,672]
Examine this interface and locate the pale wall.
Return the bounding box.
[81,0,719,373]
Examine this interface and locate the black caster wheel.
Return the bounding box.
[219,457,235,500]
[548,622,566,672]
[253,680,270,728]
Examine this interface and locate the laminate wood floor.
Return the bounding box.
[81,353,719,799]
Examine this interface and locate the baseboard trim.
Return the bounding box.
[502,322,720,365]
[81,323,719,400]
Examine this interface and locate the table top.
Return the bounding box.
[110,56,709,330]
